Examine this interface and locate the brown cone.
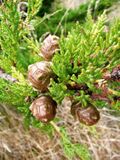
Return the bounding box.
[30,96,57,123]
[40,34,59,61]
[111,65,120,82]
[71,102,100,126]
[28,61,52,92]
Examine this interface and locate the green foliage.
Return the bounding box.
[49,13,120,109]
[35,4,88,37]
[38,0,55,17]
[0,0,41,74]
[0,1,20,72]
[60,128,91,160]
[28,0,43,21]
[0,69,37,110]
[94,0,118,15]
[0,1,40,113]
[35,0,119,37]
[0,0,41,129]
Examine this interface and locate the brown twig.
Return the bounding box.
[0,68,18,83]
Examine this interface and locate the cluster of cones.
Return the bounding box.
[28,34,120,126]
[28,35,59,123]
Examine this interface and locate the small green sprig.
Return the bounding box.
[28,0,43,21]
